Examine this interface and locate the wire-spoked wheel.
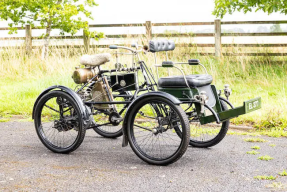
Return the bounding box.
[186,100,230,148]
[34,90,86,153]
[92,91,131,138]
[127,96,190,165]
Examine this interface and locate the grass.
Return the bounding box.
[254,175,276,180]
[269,144,276,147]
[244,138,267,142]
[258,155,274,161]
[251,146,260,150]
[0,118,10,122]
[246,150,260,155]
[228,129,286,138]
[279,169,287,176]
[1,39,287,131]
[266,182,285,189]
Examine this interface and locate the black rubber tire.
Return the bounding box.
[92,124,123,138]
[92,91,131,138]
[34,90,86,153]
[127,96,190,165]
[189,100,230,148]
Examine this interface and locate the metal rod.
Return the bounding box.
[113,94,133,98]
[173,66,191,89]
[154,53,159,80]
[84,101,131,104]
[76,74,99,93]
[165,52,170,76]
[199,63,208,74]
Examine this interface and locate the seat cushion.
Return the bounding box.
[149,40,175,53]
[80,53,111,66]
[158,74,213,88]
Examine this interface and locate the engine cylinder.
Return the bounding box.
[72,68,96,84]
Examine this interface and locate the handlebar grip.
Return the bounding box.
[162,61,174,67]
[188,59,200,65]
[109,45,118,49]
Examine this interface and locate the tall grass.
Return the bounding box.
[0,39,287,129]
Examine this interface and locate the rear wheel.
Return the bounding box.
[92,91,131,138]
[187,100,230,148]
[127,96,190,165]
[34,90,86,153]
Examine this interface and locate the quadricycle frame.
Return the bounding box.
[32,39,261,165]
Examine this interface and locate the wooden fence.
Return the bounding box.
[1,19,287,56]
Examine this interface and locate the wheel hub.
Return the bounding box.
[109,112,122,126]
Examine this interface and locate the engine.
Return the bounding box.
[72,67,97,84]
[72,67,115,110]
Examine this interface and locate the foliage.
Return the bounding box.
[251,146,260,150]
[254,109,287,130]
[244,138,267,142]
[0,0,104,55]
[258,155,274,161]
[269,144,276,147]
[254,175,276,180]
[213,0,287,18]
[279,170,287,176]
[246,150,259,155]
[270,24,283,33]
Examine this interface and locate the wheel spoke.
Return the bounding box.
[44,104,59,113]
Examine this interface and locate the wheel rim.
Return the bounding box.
[37,95,81,149]
[92,92,129,135]
[130,100,184,161]
[93,112,122,134]
[186,103,225,144]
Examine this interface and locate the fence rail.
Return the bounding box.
[1,20,287,56]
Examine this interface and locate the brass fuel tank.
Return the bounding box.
[72,68,96,84]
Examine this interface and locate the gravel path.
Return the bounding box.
[0,122,287,192]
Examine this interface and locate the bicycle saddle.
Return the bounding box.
[158,74,213,88]
[80,53,111,66]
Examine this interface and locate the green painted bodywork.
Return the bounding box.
[158,85,262,125]
[200,97,262,124]
[158,87,199,101]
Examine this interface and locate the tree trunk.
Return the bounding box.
[41,21,52,59]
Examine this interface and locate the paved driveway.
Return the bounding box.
[0,122,286,191]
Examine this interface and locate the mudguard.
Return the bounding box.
[32,85,89,122]
[121,91,182,147]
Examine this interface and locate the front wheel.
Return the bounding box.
[127,96,190,165]
[34,90,86,153]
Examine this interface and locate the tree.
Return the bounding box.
[0,0,104,58]
[213,0,287,18]
[270,24,283,32]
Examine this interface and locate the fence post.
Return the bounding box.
[214,19,221,57]
[145,21,152,40]
[83,26,90,53]
[25,25,32,54]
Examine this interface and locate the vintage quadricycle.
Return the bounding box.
[32,39,261,166]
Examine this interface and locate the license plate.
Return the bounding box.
[244,97,261,113]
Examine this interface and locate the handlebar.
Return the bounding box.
[109,45,118,49]
[109,44,148,54]
[109,45,140,53]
